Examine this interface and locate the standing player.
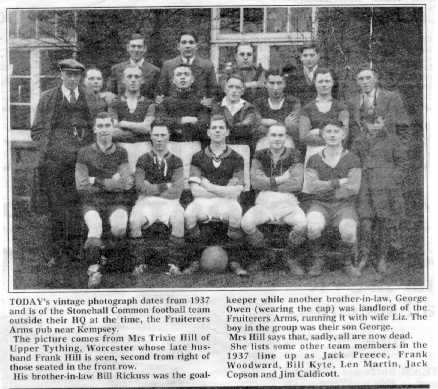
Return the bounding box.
[253,69,301,150]
[156,64,209,142]
[109,65,155,144]
[211,74,261,151]
[129,123,185,276]
[107,33,159,99]
[75,112,133,288]
[241,123,306,274]
[184,115,247,276]
[305,121,361,277]
[158,31,218,106]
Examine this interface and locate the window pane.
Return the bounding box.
[9,50,30,76]
[269,45,300,72]
[56,11,76,41]
[8,10,18,38]
[266,8,287,33]
[219,8,240,34]
[10,78,31,103]
[290,7,312,33]
[40,77,61,92]
[10,105,31,129]
[218,46,236,73]
[40,49,73,76]
[36,11,56,39]
[243,8,263,34]
[18,10,37,39]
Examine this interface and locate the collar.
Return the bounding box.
[269,147,291,161]
[130,58,145,67]
[151,149,170,160]
[121,94,144,102]
[61,85,79,100]
[315,96,333,103]
[221,97,245,115]
[268,97,285,110]
[205,145,232,160]
[93,142,116,154]
[181,56,195,65]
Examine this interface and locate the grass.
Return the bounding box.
[11,200,424,290]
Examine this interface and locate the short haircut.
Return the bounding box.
[321,119,344,130]
[225,73,244,84]
[314,67,335,80]
[265,68,285,79]
[173,63,193,75]
[268,122,286,132]
[210,114,227,126]
[127,33,145,44]
[123,64,143,76]
[300,43,319,54]
[356,63,378,77]
[235,41,255,54]
[151,119,169,132]
[94,111,113,125]
[85,66,102,77]
[179,30,198,43]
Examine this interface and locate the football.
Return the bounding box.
[200,246,229,273]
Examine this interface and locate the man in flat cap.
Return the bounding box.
[107,33,160,100]
[31,58,93,264]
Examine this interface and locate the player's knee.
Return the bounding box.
[307,212,325,239]
[339,219,357,243]
[293,211,307,232]
[241,211,256,234]
[84,210,103,238]
[110,209,128,237]
[170,204,185,224]
[129,208,147,237]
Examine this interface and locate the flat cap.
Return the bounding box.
[58,58,85,72]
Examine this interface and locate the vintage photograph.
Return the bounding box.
[8,6,425,289]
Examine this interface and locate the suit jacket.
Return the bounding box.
[107,59,160,99]
[348,87,410,145]
[157,55,218,99]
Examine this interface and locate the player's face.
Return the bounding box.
[225,78,244,103]
[266,75,286,99]
[321,124,345,146]
[151,126,170,151]
[300,48,319,69]
[178,34,198,59]
[60,70,82,90]
[268,125,287,151]
[94,117,114,147]
[84,69,103,93]
[127,39,146,62]
[315,72,334,96]
[235,45,254,69]
[208,120,229,143]
[357,70,377,94]
[123,68,143,92]
[173,67,194,89]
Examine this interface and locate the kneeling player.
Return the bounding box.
[184,115,247,276]
[305,121,361,277]
[75,112,133,288]
[241,123,306,274]
[129,123,185,275]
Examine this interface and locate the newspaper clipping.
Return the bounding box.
[3,1,435,388]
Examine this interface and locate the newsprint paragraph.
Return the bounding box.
[1,1,437,388]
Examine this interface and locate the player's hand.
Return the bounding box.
[310,128,321,136]
[112,172,121,181]
[285,113,298,126]
[200,178,211,189]
[245,81,258,89]
[155,95,164,104]
[200,97,213,108]
[339,178,348,186]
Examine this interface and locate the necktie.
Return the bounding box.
[69,89,76,104]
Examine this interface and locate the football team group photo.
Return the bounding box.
[9,7,425,289]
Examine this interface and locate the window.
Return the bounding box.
[8,10,77,131]
[211,7,318,76]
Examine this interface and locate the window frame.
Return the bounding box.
[8,9,78,139]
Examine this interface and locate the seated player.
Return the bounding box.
[184,115,247,276]
[211,74,260,152]
[75,112,134,288]
[241,123,306,274]
[253,69,301,149]
[156,64,209,142]
[109,65,155,144]
[305,120,361,277]
[129,122,185,275]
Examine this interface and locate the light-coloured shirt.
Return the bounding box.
[221,97,245,116]
[61,85,79,103]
